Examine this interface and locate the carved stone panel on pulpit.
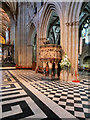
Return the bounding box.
[40,44,61,61]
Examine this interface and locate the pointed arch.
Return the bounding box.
[39,2,61,45]
[28,23,37,46]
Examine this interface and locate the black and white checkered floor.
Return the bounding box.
[0,70,90,120]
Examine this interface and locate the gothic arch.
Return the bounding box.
[28,23,37,46]
[67,2,83,22]
[39,2,61,45]
[27,22,37,69]
[83,56,90,64]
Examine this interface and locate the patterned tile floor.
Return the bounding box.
[0,70,90,120]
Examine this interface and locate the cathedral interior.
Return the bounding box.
[0,1,90,120]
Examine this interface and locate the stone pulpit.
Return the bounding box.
[40,44,62,80]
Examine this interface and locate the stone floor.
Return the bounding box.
[0,70,90,120]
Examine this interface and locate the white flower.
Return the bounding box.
[60,54,71,68]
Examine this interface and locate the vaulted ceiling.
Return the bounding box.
[79,1,90,27]
[0,1,18,38]
[0,1,89,37]
[2,1,17,13]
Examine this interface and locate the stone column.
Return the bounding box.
[10,19,16,64]
[42,62,46,77]
[16,3,29,67]
[17,2,21,66]
[64,22,72,81]
[36,13,43,68]
[48,62,52,78]
[74,21,79,80]
[65,21,79,81]
[68,23,72,61]
[27,45,33,67]
[15,22,18,65]
[55,62,58,78]
[60,69,64,80]
[71,21,79,81]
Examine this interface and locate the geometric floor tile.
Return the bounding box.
[1,70,90,120]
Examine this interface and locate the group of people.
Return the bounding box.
[36,62,61,77]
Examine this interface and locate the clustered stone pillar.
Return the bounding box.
[64,21,79,81]
[17,3,30,68]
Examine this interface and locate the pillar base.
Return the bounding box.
[60,69,80,82]
[60,70,72,81]
[72,74,80,82]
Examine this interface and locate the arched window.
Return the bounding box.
[34,2,37,14]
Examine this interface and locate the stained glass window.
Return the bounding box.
[0,35,5,44]
[81,22,89,44]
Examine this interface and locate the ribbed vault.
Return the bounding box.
[0,8,10,37]
[40,2,61,45]
[2,1,17,13]
[79,1,90,27]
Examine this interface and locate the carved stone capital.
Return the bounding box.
[66,21,79,26]
[66,23,69,26]
[73,21,79,26]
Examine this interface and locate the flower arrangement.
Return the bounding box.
[60,54,71,69]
